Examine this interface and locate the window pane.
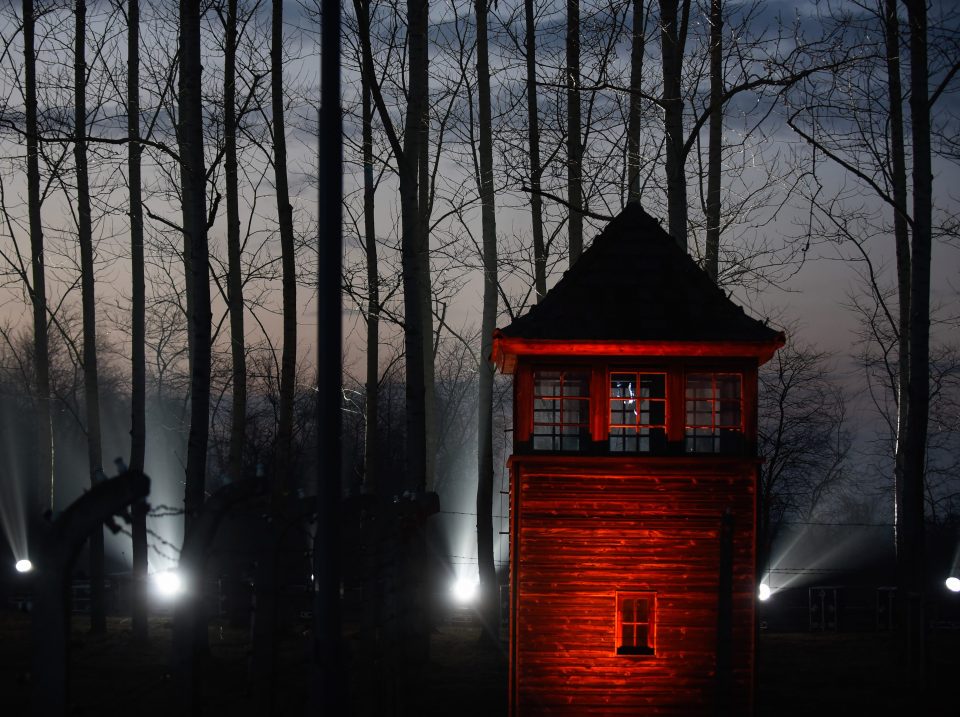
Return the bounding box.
[634,598,649,622]
[534,397,554,411]
[534,374,561,396]
[533,436,554,450]
[562,399,585,423]
[717,375,741,399]
[687,400,712,426]
[648,400,665,424]
[563,373,589,396]
[635,624,649,648]
[719,401,741,427]
[534,410,556,424]
[640,374,665,397]
[610,400,631,425]
[533,370,590,451]
[611,373,633,399]
[686,374,712,397]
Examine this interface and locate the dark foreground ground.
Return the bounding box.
[2,611,958,716]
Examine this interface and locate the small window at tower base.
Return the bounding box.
[616,592,656,656]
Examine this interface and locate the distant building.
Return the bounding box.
[493,204,784,716]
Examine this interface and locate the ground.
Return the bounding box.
[1,611,958,715]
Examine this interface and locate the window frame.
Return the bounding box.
[531,368,591,452]
[615,591,657,656]
[607,370,668,453]
[517,360,752,455]
[684,371,744,454]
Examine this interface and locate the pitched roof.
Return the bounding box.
[497,203,782,345]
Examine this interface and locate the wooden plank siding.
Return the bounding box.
[510,457,758,716]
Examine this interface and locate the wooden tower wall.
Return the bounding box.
[509,456,757,716]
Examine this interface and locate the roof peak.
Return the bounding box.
[495,204,783,353]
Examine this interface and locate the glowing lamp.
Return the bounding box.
[946,577,960,593]
[153,570,183,598]
[15,559,33,573]
[451,577,478,604]
[758,583,771,602]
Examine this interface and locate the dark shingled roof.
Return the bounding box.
[498,203,781,343]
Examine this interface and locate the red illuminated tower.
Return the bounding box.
[493,204,784,716]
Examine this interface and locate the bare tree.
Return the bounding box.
[271,0,297,495]
[626,0,646,204]
[703,0,721,281]
[658,0,690,248]
[223,0,247,487]
[73,0,108,634]
[358,0,380,493]
[901,0,933,685]
[354,0,434,491]
[22,0,54,542]
[782,0,955,683]
[523,0,546,299]
[566,0,583,265]
[179,0,211,535]
[126,0,149,643]
[757,342,850,572]
[473,0,499,646]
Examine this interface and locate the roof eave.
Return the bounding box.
[492,332,786,374]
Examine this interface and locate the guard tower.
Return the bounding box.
[492,204,784,716]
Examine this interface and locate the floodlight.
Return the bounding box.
[758,583,771,602]
[153,570,183,598]
[452,576,478,604]
[15,559,33,573]
[946,576,960,593]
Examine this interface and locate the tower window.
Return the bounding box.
[609,372,666,452]
[616,592,656,655]
[532,370,590,451]
[685,373,742,453]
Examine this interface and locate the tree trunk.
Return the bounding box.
[524,0,546,299]
[360,16,379,494]
[627,0,645,204]
[173,480,255,716]
[901,0,931,689]
[658,0,690,250]
[474,0,499,647]
[566,0,583,266]
[127,0,149,644]
[312,0,346,708]
[883,0,911,598]
[704,0,722,281]
[417,4,436,493]
[272,0,297,498]
[225,0,246,486]
[23,0,53,550]
[354,0,432,494]
[75,0,107,635]
[402,0,430,492]
[179,0,211,539]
